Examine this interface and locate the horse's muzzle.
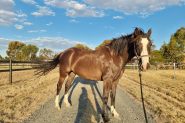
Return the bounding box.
[142,63,150,71]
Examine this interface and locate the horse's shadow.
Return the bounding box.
[59,77,103,123]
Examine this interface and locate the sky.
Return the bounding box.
[0,0,185,57]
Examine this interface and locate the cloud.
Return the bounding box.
[40,29,47,32]
[14,24,24,30]
[46,22,53,26]
[27,37,82,51]
[44,0,104,17]
[113,16,123,19]
[84,0,185,16]
[0,36,85,56]
[69,19,79,23]
[0,0,16,25]
[23,21,33,25]
[31,5,55,17]
[0,0,28,25]
[27,29,47,33]
[21,0,36,5]
[0,37,16,56]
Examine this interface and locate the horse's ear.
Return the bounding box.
[134,27,141,36]
[147,28,152,37]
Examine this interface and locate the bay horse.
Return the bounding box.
[36,27,152,122]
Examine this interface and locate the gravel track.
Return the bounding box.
[23,77,155,123]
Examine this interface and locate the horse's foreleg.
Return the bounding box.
[55,73,68,110]
[110,82,120,119]
[64,72,76,107]
[102,80,111,122]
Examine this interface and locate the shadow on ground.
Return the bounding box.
[60,77,103,123]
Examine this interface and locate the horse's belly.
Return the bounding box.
[73,66,102,81]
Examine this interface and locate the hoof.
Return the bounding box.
[111,106,120,120]
[112,110,120,119]
[102,114,110,123]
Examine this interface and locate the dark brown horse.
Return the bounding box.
[37,27,152,122]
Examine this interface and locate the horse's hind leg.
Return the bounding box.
[55,71,68,110]
[64,72,76,107]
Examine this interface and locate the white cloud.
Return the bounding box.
[0,0,16,25]
[84,0,185,16]
[44,0,104,17]
[0,36,85,56]
[69,19,79,23]
[23,21,33,25]
[27,29,47,33]
[0,0,28,25]
[40,29,47,32]
[14,24,24,30]
[21,0,36,5]
[31,5,55,17]
[28,30,38,33]
[26,37,82,51]
[113,16,123,19]
[46,22,53,26]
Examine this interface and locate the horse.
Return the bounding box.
[36,27,152,122]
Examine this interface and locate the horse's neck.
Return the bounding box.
[125,43,136,63]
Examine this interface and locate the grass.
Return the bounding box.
[0,65,32,70]
[0,69,185,123]
[0,69,58,123]
[119,69,185,123]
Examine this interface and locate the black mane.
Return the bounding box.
[108,28,145,55]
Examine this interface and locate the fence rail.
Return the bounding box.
[0,60,42,84]
[1,59,185,84]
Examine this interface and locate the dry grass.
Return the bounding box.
[1,69,185,123]
[119,69,185,123]
[0,69,58,123]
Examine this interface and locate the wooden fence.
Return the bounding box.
[0,60,40,84]
[1,59,184,84]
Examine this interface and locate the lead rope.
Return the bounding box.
[134,43,148,123]
[138,66,148,123]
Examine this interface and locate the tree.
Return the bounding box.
[6,41,39,61]
[160,42,170,62]
[6,41,25,60]
[21,44,39,61]
[39,48,55,60]
[74,44,91,50]
[160,27,185,63]
[96,40,111,49]
[0,55,3,60]
[150,50,164,64]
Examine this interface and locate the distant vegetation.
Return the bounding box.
[1,41,54,61]
[74,43,92,50]
[0,27,184,63]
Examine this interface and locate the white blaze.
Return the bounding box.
[141,38,149,70]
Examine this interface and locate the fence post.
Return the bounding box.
[173,62,176,79]
[9,58,12,84]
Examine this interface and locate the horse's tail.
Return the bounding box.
[35,52,62,76]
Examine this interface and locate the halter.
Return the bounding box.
[134,43,150,60]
